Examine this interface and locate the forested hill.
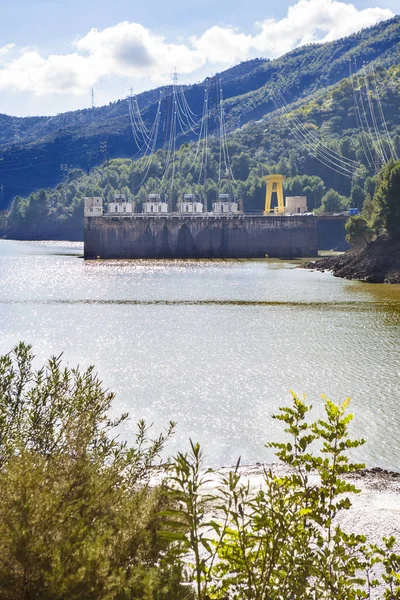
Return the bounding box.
[2,56,400,242]
[0,14,400,210]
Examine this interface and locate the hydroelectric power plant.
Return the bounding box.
[84,177,318,259]
[82,74,354,260]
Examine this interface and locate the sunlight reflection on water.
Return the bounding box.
[0,239,399,469]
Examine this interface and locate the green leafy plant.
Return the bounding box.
[162,440,231,600]
[165,393,399,600]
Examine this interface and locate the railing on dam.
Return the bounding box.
[100,212,348,219]
[101,213,318,220]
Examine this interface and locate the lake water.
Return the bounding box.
[0,239,399,470]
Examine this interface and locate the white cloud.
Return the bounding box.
[0,0,394,99]
[191,26,252,65]
[75,22,204,79]
[192,0,393,61]
[252,0,394,53]
[0,43,16,65]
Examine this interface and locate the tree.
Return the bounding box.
[318,188,348,213]
[232,152,250,181]
[24,190,49,230]
[372,159,400,240]
[362,192,374,221]
[350,184,366,211]
[0,344,399,599]
[68,168,85,182]
[0,210,7,233]
[204,178,218,207]
[364,176,376,198]
[345,215,373,246]
[165,394,400,600]
[7,196,26,230]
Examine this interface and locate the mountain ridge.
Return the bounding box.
[0,15,399,209]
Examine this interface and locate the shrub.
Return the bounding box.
[345,214,374,246]
[164,394,400,600]
[0,342,192,600]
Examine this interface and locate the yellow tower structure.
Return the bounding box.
[264,174,285,215]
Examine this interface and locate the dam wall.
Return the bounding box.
[84,215,318,259]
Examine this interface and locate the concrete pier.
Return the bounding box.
[84,215,318,259]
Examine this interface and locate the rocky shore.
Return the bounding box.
[305,239,400,283]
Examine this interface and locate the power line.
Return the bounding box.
[271,91,359,178]
[277,90,360,168]
[349,60,373,167]
[354,59,382,172]
[271,93,356,179]
[196,83,209,186]
[368,64,398,161]
[363,64,388,165]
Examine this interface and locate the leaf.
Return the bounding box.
[159,531,188,543]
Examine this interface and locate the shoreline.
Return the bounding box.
[209,463,400,545]
[304,239,400,284]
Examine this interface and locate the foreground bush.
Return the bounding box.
[0,343,398,599]
[0,343,193,600]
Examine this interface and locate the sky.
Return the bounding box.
[0,0,398,117]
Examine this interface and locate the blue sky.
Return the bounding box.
[0,0,397,117]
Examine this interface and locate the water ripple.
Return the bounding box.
[0,240,399,470]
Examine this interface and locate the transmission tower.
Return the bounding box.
[91,88,95,109]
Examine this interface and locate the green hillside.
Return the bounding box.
[2,57,400,241]
[0,15,399,212]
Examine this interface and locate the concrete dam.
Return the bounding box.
[84,215,318,260]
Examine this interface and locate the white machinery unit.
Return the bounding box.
[142,193,169,214]
[108,194,134,215]
[212,193,239,215]
[178,194,203,215]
